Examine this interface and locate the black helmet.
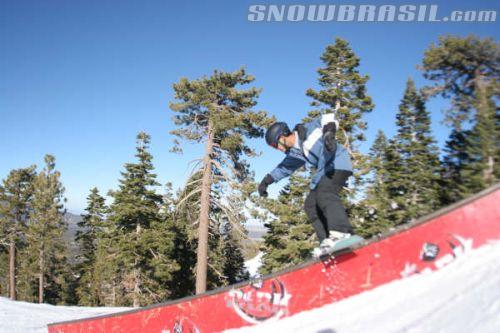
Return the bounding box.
[265,122,290,147]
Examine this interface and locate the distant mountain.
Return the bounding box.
[63,212,82,240]
[63,212,82,259]
[62,213,267,239]
[61,212,267,261]
[246,224,268,240]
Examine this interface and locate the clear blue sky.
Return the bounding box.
[1,0,498,213]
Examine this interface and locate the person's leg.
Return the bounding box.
[316,170,353,234]
[304,189,328,242]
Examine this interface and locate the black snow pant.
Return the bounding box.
[304,170,353,242]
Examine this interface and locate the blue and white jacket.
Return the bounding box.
[269,114,353,190]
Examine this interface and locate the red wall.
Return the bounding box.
[49,186,500,333]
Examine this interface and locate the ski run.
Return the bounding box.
[2,241,500,333]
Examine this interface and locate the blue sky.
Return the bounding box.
[1,0,499,213]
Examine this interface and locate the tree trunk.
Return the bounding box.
[485,156,494,185]
[474,70,494,185]
[112,280,116,306]
[195,122,214,294]
[9,239,16,300]
[133,265,140,307]
[133,224,141,307]
[38,248,44,303]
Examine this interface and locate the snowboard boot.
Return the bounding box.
[312,231,351,258]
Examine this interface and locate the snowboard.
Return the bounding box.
[314,235,365,260]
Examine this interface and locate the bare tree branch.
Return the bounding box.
[208,262,228,279]
[176,188,202,209]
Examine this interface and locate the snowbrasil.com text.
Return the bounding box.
[248,4,497,23]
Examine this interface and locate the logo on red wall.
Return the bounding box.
[226,278,292,324]
[400,234,473,277]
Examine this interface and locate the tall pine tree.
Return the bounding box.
[107,132,177,307]
[389,79,441,225]
[23,155,69,304]
[221,220,249,285]
[356,131,393,237]
[421,35,499,199]
[90,207,121,306]
[305,37,374,228]
[440,130,470,204]
[75,187,108,305]
[460,77,499,192]
[0,166,36,300]
[169,68,271,293]
[168,173,200,298]
[421,35,499,128]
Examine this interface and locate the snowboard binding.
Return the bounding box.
[312,235,365,261]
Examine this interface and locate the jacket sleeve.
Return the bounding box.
[269,149,306,183]
[320,113,339,129]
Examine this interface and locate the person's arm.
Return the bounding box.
[320,113,339,129]
[258,151,306,197]
[321,114,338,153]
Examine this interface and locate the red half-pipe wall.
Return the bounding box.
[49,186,500,333]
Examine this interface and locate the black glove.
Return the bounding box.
[323,122,337,153]
[325,166,335,178]
[258,174,274,197]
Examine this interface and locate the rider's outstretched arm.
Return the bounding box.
[259,150,306,197]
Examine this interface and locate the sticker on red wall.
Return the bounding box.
[400,234,473,278]
[225,278,292,324]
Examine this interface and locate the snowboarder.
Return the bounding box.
[258,114,356,257]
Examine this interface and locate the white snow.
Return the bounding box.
[227,241,500,333]
[0,298,127,333]
[244,252,264,277]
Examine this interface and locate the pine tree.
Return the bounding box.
[204,214,227,290]
[169,68,271,293]
[305,37,374,228]
[461,79,499,192]
[0,166,36,300]
[356,131,393,237]
[421,35,499,128]
[0,250,7,297]
[107,132,177,307]
[204,189,250,289]
[421,35,499,199]
[389,79,441,225]
[221,221,249,285]
[440,130,470,205]
[306,37,374,174]
[22,155,68,303]
[167,174,199,299]
[75,187,107,305]
[91,212,120,306]
[259,172,315,274]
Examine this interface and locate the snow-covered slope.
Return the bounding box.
[2,242,500,333]
[227,241,500,333]
[0,298,127,333]
[244,252,263,277]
